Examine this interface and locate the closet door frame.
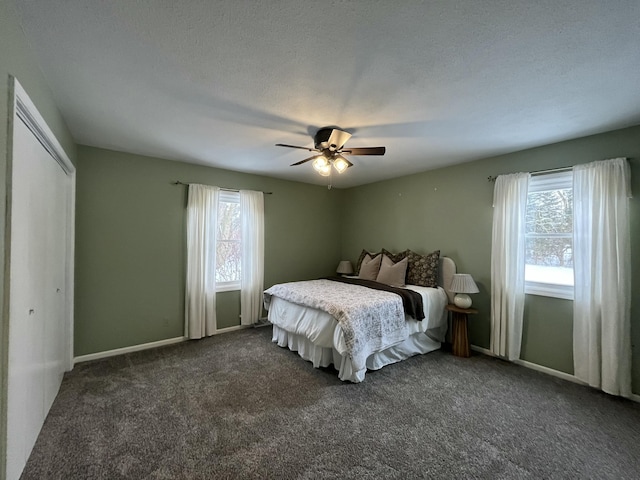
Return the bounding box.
[9,77,75,370]
[2,77,75,480]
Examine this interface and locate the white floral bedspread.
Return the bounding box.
[264,279,408,371]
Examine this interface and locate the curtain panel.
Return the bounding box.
[491,172,530,361]
[185,184,219,339]
[573,157,632,397]
[240,190,264,326]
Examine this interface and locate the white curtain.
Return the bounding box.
[240,190,264,326]
[185,184,219,339]
[573,158,631,397]
[491,172,530,361]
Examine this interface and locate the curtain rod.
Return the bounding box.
[487,165,573,182]
[173,181,273,194]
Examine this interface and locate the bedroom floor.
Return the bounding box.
[21,327,640,479]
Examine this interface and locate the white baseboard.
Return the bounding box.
[216,325,247,334]
[470,344,639,403]
[74,336,187,364]
[470,345,496,357]
[514,358,587,386]
[73,324,251,365]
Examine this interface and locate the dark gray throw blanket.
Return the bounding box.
[326,276,425,321]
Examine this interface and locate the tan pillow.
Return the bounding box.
[358,253,382,280]
[376,254,408,287]
[356,249,381,273]
[381,248,409,264]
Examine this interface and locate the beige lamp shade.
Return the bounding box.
[449,273,479,308]
[336,260,354,275]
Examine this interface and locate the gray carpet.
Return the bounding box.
[21,328,640,479]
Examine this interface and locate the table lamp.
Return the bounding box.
[336,260,354,276]
[450,273,479,308]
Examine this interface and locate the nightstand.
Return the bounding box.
[446,304,478,358]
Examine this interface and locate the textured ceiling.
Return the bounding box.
[11,0,640,188]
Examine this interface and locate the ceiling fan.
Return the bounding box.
[276,127,386,177]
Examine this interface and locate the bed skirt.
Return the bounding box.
[272,325,441,383]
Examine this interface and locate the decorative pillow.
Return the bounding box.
[358,253,382,281]
[376,254,408,287]
[356,249,381,273]
[406,250,440,287]
[381,248,409,264]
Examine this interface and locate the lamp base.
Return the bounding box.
[453,293,472,309]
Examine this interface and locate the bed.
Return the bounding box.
[263,256,456,382]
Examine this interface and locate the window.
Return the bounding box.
[216,191,241,291]
[524,171,574,299]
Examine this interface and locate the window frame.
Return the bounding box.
[216,191,241,292]
[524,170,574,300]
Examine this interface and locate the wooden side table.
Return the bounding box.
[446,304,478,358]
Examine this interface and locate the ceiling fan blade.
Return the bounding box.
[341,146,386,156]
[327,129,352,150]
[276,143,317,152]
[290,155,318,166]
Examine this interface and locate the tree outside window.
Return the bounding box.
[216,192,241,289]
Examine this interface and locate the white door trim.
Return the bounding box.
[13,80,74,173]
[4,77,76,480]
[10,77,76,372]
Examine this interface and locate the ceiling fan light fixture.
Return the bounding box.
[317,164,331,176]
[312,155,329,171]
[276,127,386,180]
[333,156,349,174]
[313,156,331,176]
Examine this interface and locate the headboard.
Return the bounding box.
[438,256,456,304]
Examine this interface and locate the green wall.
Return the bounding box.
[74,146,343,355]
[0,2,77,478]
[77,126,640,395]
[341,125,640,394]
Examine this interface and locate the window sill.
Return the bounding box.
[216,283,240,293]
[525,281,573,300]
